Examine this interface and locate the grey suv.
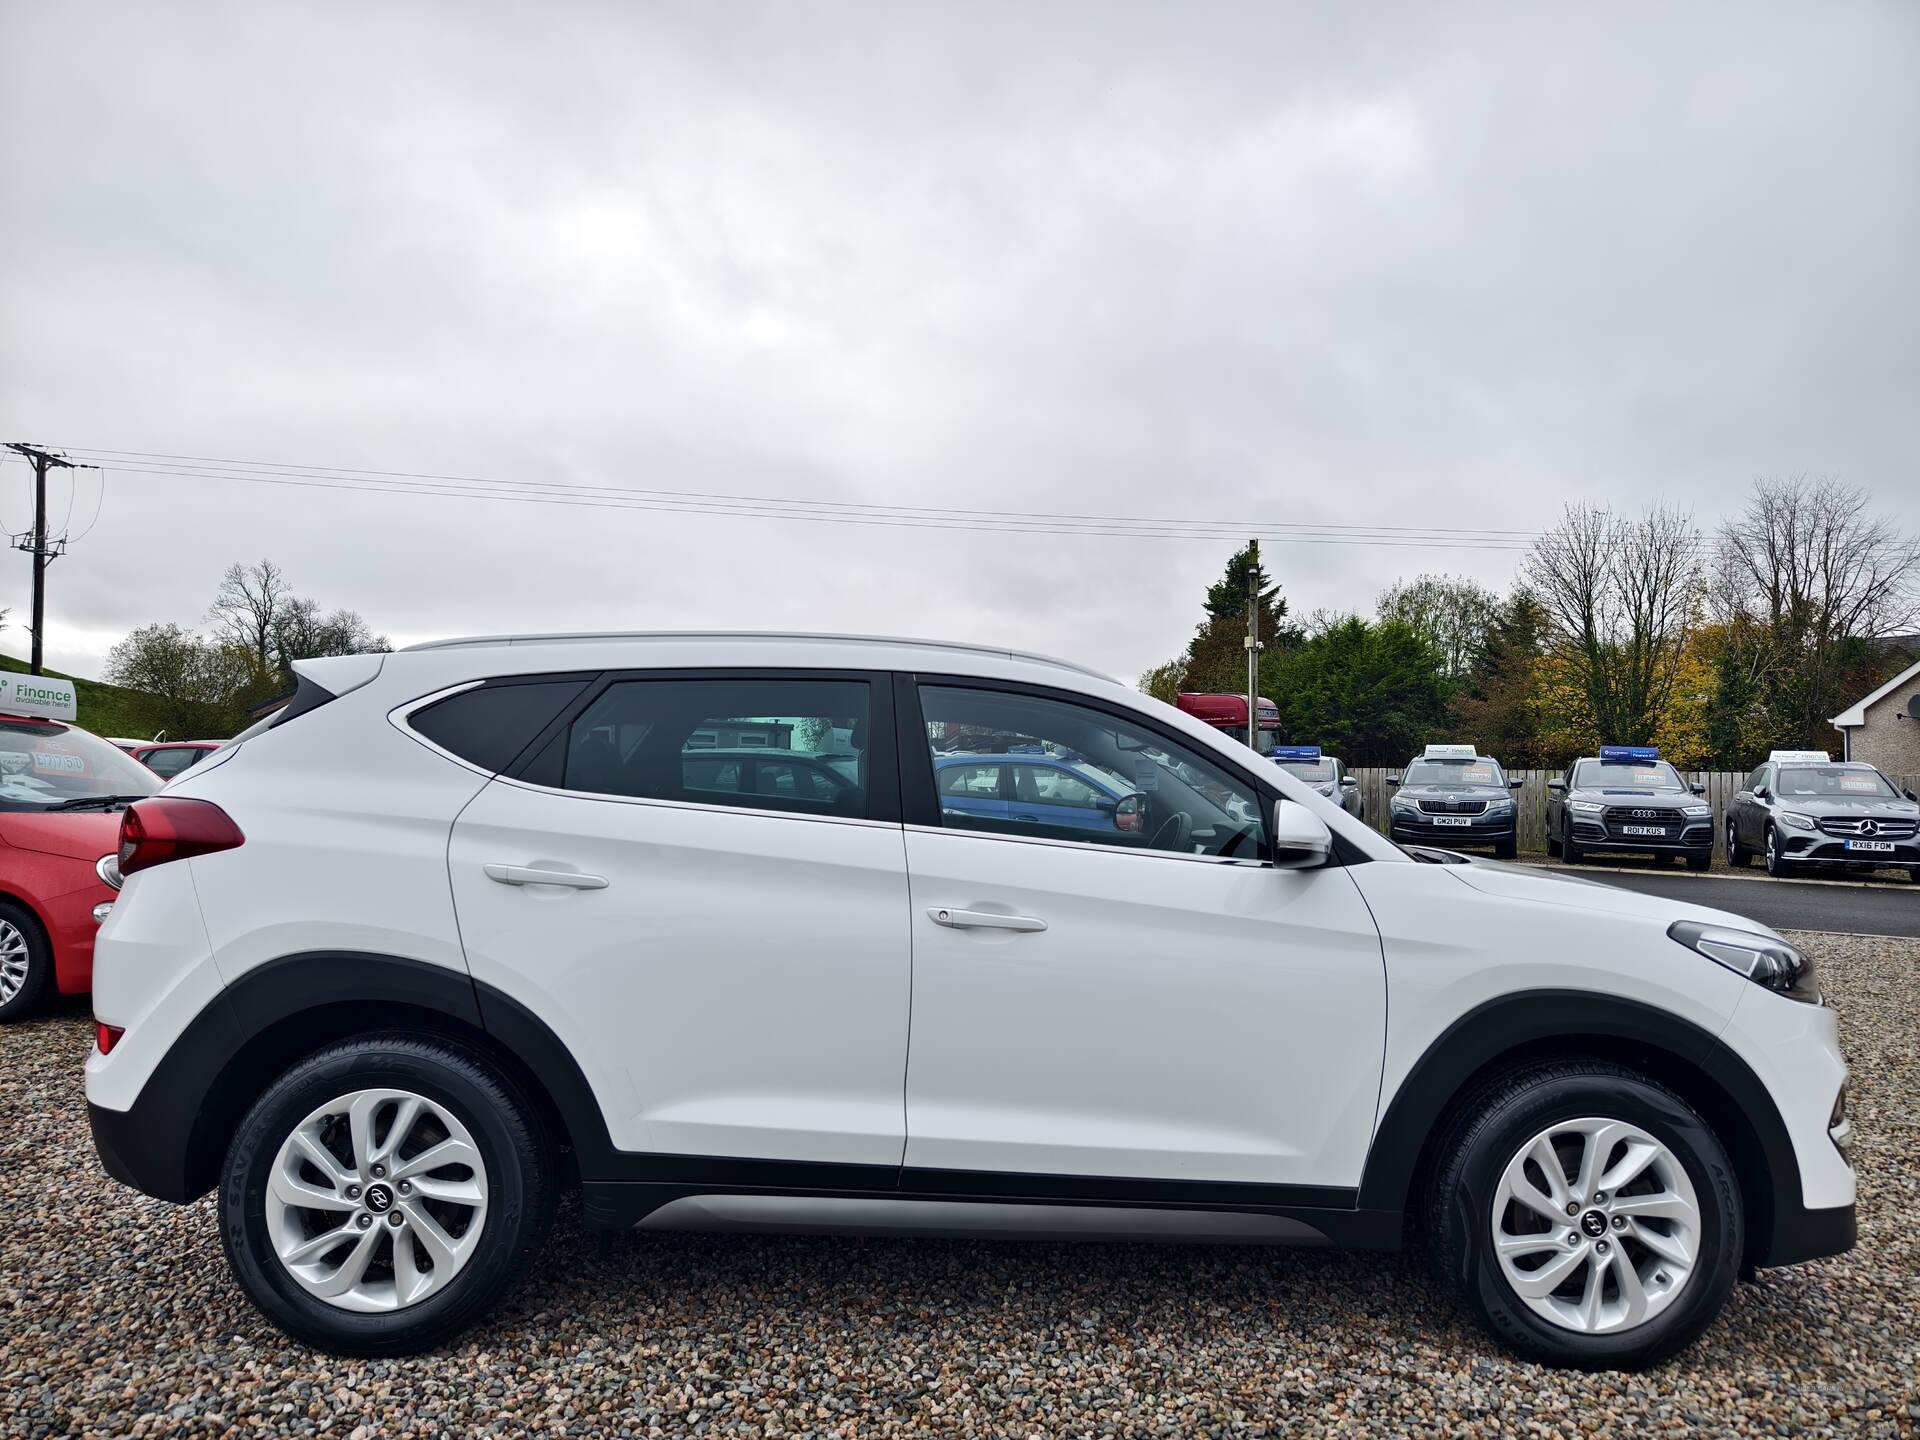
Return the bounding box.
[1728,755,1920,880]
[1547,748,1713,870]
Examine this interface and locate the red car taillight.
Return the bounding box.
[117,797,245,876]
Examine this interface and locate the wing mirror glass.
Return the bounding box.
[1270,797,1333,871]
[1508,778,1525,789]
[1340,776,1358,788]
[1547,778,1565,792]
[1385,774,1400,787]
[1690,782,1706,795]
[1112,795,1145,833]
[1754,786,1770,800]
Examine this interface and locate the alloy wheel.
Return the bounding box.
[264,1087,489,1313]
[0,920,30,1007]
[1489,1116,1701,1335]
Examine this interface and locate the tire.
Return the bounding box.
[1495,836,1518,861]
[1563,836,1584,865]
[1426,1061,1741,1370]
[1764,824,1795,880]
[1546,831,1562,859]
[1726,819,1751,868]
[0,900,52,1023]
[220,1033,555,1356]
[1685,853,1710,872]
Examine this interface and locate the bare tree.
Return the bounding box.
[208,559,292,678]
[1526,502,1702,743]
[1376,574,1502,679]
[1710,475,1920,746]
[272,596,388,671]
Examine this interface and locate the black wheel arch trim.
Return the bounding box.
[1359,987,1846,1269]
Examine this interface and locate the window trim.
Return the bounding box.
[898,672,1340,868]
[502,666,901,825]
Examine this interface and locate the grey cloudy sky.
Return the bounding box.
[3,2,1916,685]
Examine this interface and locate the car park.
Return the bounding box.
[1546,746,1714,870]
[1270,744,1363,820]
[86,633,1853,1367]
[131,739,224,779]
[1727,751,1920,881]
[0,676,159,1021]
[1386,743,1524,858]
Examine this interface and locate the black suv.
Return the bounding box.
[1546,747,1713,869]
[1727,754,1920,880]
[1387,745,1523,857]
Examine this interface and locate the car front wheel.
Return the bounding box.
[220,1033,555,1356]
[1764,823,1795,879]
[1427,1061,1741,1369]
[0,901,52,1023]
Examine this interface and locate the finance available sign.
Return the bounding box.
[0,674,79,722]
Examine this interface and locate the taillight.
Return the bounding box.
[118,797,245,876]
[95,1021,124,1054]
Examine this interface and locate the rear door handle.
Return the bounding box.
[484,864,609,890]
[927,907,1047,933]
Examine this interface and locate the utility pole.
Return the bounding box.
[1244,538,1263,752]
[6,443,97,675]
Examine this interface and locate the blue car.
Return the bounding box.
[933,752,1143,837]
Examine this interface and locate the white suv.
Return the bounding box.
[85,633,1854,1367]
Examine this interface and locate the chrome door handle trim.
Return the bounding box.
[484,864,609,890]
[927,907,1047,933]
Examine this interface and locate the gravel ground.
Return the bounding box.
[3,930,1915,1439]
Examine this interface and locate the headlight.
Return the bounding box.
[1780,812,1817,831]
[1668,920,1819,1004]
[1569,799,1604,813]
[1486,798,1514,814]
[1391,795,1418,813]
[96,854,123,891]
[1682,804,1712,818]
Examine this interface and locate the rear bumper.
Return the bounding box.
[90,1098,203,1203]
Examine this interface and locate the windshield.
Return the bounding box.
[1573,760,1686,791]
[1277,759,1336,783]
[1402,758,1505,787]
[1776,765,1900,799]
[0,720,162,810]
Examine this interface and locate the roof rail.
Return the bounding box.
[398,630,1117,683]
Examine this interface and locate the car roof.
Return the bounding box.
[400,630,1114,683]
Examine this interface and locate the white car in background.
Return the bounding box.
[86,633,1852,1367]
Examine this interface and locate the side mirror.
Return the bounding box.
[1386,775,1401,787]
[1340,776,1358,788]
[1905,788,1917,802]
[1270,798,1333,870]
[1754,786,1770,801]
[1690,782,1706,795]
[1547,778,1565,792]
[1112,795,1145,834]
[1092,795,1118,812]
[1509,778,1525,790]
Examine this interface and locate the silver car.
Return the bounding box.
[1271,746,1364,820]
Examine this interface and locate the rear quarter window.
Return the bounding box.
[408,677,592,773]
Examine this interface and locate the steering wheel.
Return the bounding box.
[1149,809,1194,853]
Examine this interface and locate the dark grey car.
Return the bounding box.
[1728,758,1920,880]
[1546,754,1714,869]
[1386,750,1523,858]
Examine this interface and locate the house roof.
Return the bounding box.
[1830,651,1920,729]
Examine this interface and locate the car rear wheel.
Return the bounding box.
[220,1033,555,1355]
[0,902,51,1023]
[1427,1062,1740,1369]
[1726,819,1751,867]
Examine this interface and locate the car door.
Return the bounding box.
[446,670,911,1167]
[899,679,1387,1190]
[1737,765,1768,846]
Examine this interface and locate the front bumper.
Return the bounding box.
[1390,814,1515,847]
[1776,832,1920,870]
[1763,1200,1856,1267]
[1567,823,1714,856]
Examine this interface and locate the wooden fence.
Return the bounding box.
[1345,768,1920,853]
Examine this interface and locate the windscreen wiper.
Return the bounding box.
[46,793,151,812]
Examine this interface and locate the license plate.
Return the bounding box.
[1622,825,1666,837]
[1845,839,1894,853]
[1432,815,1472,827]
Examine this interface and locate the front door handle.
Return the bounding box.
[484,863,609,890]
[927,907,1047,933]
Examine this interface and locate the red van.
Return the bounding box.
[0,675,159,1020]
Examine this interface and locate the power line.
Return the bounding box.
[4,443,99,675]
[55,446,1540,549]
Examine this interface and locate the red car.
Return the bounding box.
[0,677,159,1021]
[131,740,223,779]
